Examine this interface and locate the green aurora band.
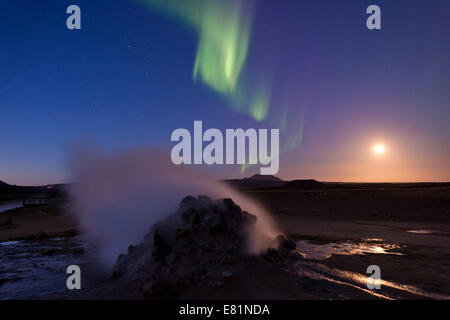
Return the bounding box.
[139,0,270,121]
[140,0,306,175]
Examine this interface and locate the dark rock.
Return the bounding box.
[179,196,197,211]
[152,231,172,258]
[262,247,285,264]
[112,196,258,295]
[275,235,296,251]
[140,280,169,296]
[110,271,121,280]
[223,198,241,215]
[283,239,296,250]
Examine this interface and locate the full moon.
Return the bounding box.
[373,144,385,154]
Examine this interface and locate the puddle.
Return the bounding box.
[407,229,450,235]
[364,238,384,242]
[0,237,84,299]
[0,201,23,214]
[296,239,404,260]
[0,241,21,247]
[291,260,450,300]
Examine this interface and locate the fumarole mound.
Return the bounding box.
[111,196,294,296]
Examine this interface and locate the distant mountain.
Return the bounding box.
[0,180,67,200]
[0,180,38,194]
[244,174,283,181]
[280,179,324,190]
[222,175,286,190]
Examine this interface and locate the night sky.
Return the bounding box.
[1,0,449,185]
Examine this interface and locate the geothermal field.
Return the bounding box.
[1,174,449,300]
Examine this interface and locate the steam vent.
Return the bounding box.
[111,196,279,296]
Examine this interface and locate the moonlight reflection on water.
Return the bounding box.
[295,239,404,260]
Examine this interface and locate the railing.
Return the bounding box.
[23,199,56,206]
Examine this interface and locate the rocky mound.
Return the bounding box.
[111,196,270,296]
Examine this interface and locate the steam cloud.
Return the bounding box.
[69,145,279,267]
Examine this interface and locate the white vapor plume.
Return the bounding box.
[69,145,280,267]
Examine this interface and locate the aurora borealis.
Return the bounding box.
[1,0,449,184]
[140,0,271,123]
